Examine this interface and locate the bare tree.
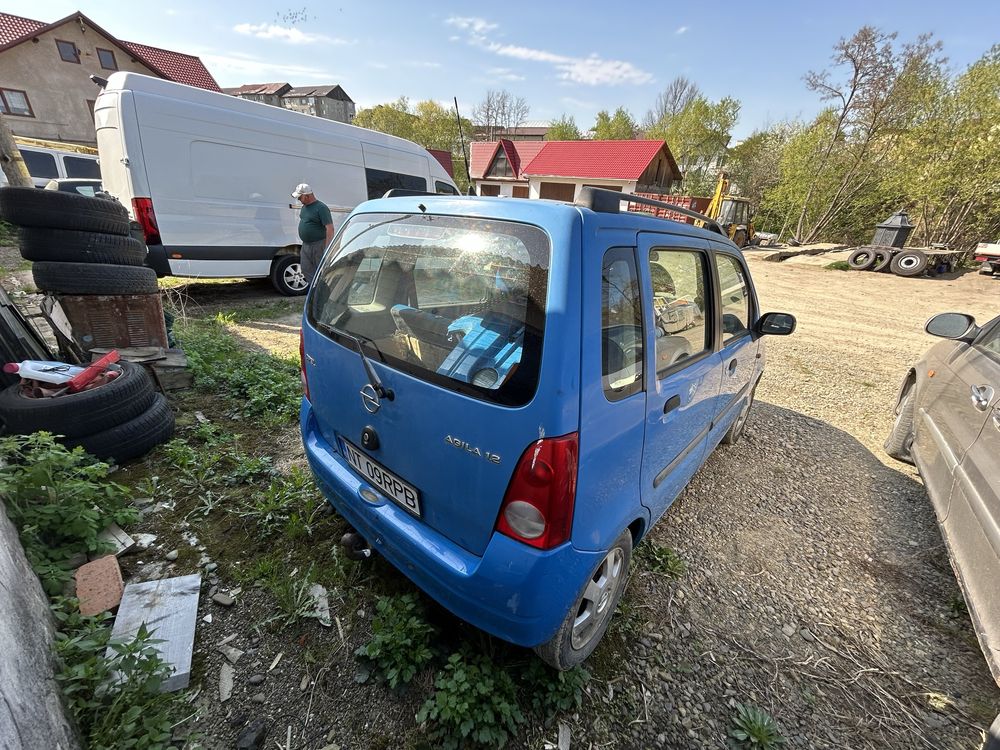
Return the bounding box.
[472,89,530,140]
[643,76,701,130]
[0,114,31,187]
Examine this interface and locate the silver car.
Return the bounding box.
[885,312,1000,746]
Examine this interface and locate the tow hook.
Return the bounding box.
[340,531,372,561]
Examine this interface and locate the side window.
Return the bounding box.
[21,150,58,179]
[435,180,459,195]
[602,248,643,400]
[978,322,1000,360]
[716,254,750,345]
[365,168,427,199]
[64,156,100,179]
[648,249,710,373]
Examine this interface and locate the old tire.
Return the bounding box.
[890,250,928,277]
[66,393,174,463]
[534,529,632,670]
[32,261,159,294]
[884,376,915,464]
[731,229,748,248]
[0,361,156,439]
[871,248,893,272]
[19,227,147,266]
[847,248,878,271]
[270,255,308,296]
[0,187,129,235]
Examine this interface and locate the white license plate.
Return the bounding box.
[340,438,421,517]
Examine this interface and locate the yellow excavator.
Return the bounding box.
[698,172,755,247]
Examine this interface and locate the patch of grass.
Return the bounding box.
[357,593,437,689]
[728,703,786,749]
[825,260,851,271]
[225,300,300,322]
[0,219,17,247]
[636,542,687,578]
[520,658,590,716]
[235,466,324,539]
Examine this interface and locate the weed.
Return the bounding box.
[222,453,277,485]
[0,219,18,247]
[162,438,198,470]
[51,599,188,749]
[417,650,525,749]
[636,542,687,578]
[825,260,851,271]
[520,658,590,716]
[728,703,786,749]
[235,466,323,538]
[269,566,319,627]
[0,433,137,594]
[187,490,226,519]
[356,593,436,689]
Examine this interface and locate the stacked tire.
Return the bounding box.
[0,187,174,462]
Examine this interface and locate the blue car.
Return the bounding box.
[300,189,795,669]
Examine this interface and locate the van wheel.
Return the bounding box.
[534,529,631,671]
[270,255,308,296]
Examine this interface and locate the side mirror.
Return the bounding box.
[925,312,977,340]
[756,312,796,336]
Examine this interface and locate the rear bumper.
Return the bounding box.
[300,401,602,647]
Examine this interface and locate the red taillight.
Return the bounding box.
[131,197,162,246]
[495,433,578,550]
[299,330,310,401]
[974,256,989,262]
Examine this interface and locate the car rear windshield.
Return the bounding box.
[308,212,550,406]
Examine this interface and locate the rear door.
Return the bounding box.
[638,233,723,523]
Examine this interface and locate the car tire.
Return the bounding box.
[534,529,632,671]
[722,380,757,445]
[66,392,174,463]
[19,227,147,266]
[270,255,308,296]
[0,187,130,235]
[884,376,915,464]
[0,361,156,439]
[890,250,928,277]
[32,261,159,295]
[847,248,878,271]
[871,248,893,272]
[980,262,996,276]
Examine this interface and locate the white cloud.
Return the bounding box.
[675,25,689,35]
[233,23,354,45]
[445,16,498,34]
[407,61,442,69]
[488,66,526,82]
[446,18,652,86]
[199,51,341,84]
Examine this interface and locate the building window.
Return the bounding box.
[96,47,117,70]
[0,88,33,117]
[56,39,80,63]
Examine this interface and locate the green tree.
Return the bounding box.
[592,107,637,140]
[545,114,582,140]
[352,97,417,141]
[726,123,800,224]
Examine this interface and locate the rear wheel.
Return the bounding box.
[848,248,878,271]
[270,255,308,296]
[871,248,893,272]
[980,262,997,276]
[884,377,915,464]
[731,229,747,248]
[534,529,632,670]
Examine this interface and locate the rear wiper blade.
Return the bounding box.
[318,323,394,401]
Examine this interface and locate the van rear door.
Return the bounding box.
[94,89,147,205]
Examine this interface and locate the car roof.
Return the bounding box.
[354,195,739,249]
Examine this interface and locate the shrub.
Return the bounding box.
[520,658,590,716]
[0,433,137,594]
[728,703,786,749]
[636,542,687,578]
[357,593,436,689]
[417,650,525,749]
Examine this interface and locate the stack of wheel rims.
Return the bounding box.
[0,187,174,462]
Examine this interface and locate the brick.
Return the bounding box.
[75,555,124,616]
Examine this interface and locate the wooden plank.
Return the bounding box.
[110,574,201,692]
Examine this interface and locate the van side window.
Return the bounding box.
[365,168,427,199]
[21,150,58,179]
[648,249,710,373]
[602,248,643,401]
[435,181,459,195]
[64,156,100,179]
[715,254,750,344]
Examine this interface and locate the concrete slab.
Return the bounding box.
[95,523,134,557]
[110,573,200,692]
[74,555,123,616]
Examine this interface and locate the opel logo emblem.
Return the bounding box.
[360,384,380,414]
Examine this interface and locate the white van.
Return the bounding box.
[0,139,101,188]
[93,72,459,295]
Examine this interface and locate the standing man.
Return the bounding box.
[292,183,334,285]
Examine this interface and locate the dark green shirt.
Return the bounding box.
[298,200,333,243]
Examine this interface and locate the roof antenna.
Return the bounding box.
[453,96,474,195]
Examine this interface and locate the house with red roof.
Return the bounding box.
[0,10,220,145]
[471,139,682,202]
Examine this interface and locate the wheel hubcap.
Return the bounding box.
[571,547,625,650]
[284,263,307,290]
[900,256,918,269]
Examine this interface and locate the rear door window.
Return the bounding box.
[21,150,58,179]
[309,213,549,406]
[365,169,427,199]
[647,248,711,373]
[715,254,751,344]
[64,156,100,178]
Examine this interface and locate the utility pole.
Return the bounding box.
[0,113,31,187]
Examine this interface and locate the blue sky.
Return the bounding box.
[9,1,1000,138]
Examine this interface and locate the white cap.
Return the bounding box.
[291,183,313,198]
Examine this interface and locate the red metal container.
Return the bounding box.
[629,193,711,224]
[57,294,168,350]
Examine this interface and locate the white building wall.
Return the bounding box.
[474,181,519,197]
[527,176,638,201]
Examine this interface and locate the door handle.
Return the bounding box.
[727,359,739,376]
[663,395,681,415]
[970,384,994,411]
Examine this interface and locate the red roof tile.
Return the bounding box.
[427,149,454,178]
[470,141,500,180]
[119,41,221,92]
[0,12,44,46]
[470,140,548,181]
[522,140,680,181]
[508,141,545,178]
